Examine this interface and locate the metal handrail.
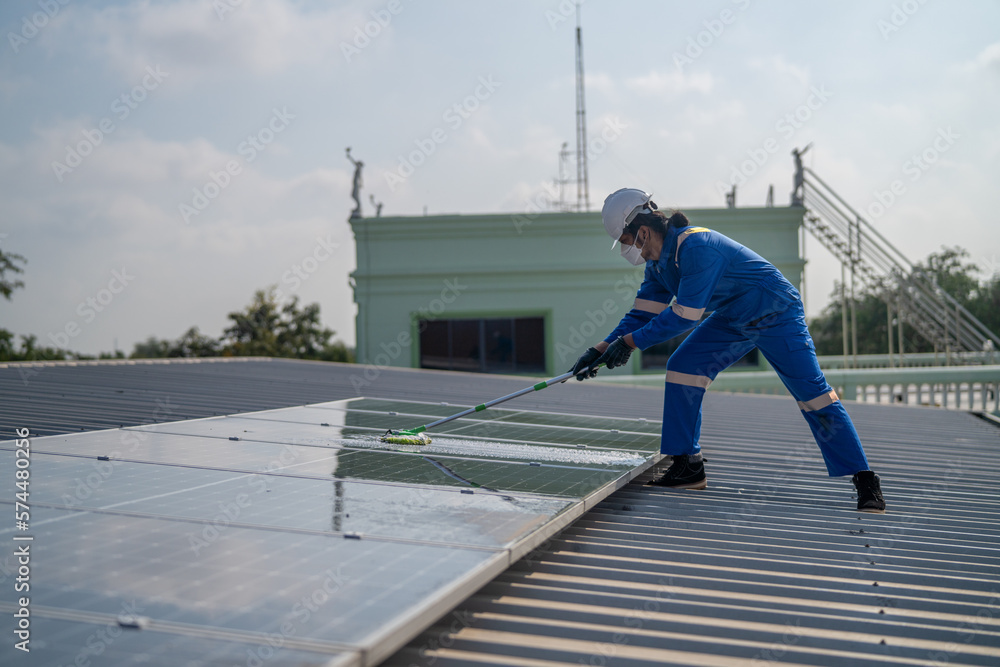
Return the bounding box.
[802,171,1000,352]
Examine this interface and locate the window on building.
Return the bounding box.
[418,317,545,374]
[640,332,759,370]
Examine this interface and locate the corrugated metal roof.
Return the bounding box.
[387,393,1000,666]
[0,358,670,435]
[3,359,999,666]
[0,358,360,435]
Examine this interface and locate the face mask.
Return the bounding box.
[620,229,647,266]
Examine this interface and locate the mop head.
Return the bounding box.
[380,429,432,446]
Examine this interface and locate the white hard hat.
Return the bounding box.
[602,188,654,248]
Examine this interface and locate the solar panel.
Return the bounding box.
[0,397,661,666]
[0,617,356,667]
[337,397,663,434]
[2,451,570,548]
[12,430,343,477]
[8,507,498,649]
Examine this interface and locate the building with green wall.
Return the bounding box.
[350,205,805,377]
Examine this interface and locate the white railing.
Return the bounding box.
[817,351,999,369]
[715,366,1000,414]
[600,365,1000,415]
[849,382,998,411]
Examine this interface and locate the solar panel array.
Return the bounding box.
[0,397,661,666]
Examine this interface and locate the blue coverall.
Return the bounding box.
[605,224,870,477]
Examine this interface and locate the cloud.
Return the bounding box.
[584,71,617,97]
[0,123,357,353]
[681,100,745,126]
[747,54,810,86]
[869,102,925,129]
[36,0,374,84]
[964,41,1000,76]
[624,69,714,96]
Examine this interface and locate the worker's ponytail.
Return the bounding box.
[666,211,689,228]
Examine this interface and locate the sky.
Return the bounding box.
[0,0,997,356]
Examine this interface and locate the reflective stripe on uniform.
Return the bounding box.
[797,389,839,412]
[634,298,668,314]
[674,227,711,266]
[665,370,712,389]
[671,303,705,320]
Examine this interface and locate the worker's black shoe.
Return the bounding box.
[647,455,707,490]
[852,470,886,513]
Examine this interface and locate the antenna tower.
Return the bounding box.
[574,5,589,212]
[555,141,571,210]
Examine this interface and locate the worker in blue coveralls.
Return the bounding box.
[570,188,886,513]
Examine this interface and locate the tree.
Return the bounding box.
[169,326,221,358]
[810,290,903,356]
[0,247,27,300]
[216,287,352,361]
[809,246,998,355]
[131,336,171,358]
[0,247,83,362]
[276,300,331,358]
[0,329,15,360]
[221,288,285,357]
[222,287,349,361]
[1,333,71,362]
[915,246,980,304]
[967,273,1000,338]
[0,248,67,362]
[318,339,352,363]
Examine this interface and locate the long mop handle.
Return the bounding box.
[401,368,594,436]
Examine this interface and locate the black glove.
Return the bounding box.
[595,336,633,369]
[570,347,602,381]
